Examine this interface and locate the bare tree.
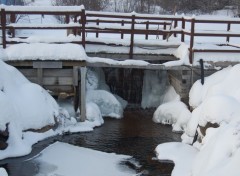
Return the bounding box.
[52,0,109,11]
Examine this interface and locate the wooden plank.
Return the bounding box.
[27,76,73,86]
[73,66,79,86]
[1,8,7,48]
[43,69,73,77]
[18,69,37,77]
[129,15,135,59]
[33,61,62,68]
[6,61,33,67]
[37,68,43,85]
[44,85,73,93]
[80,67,86,122]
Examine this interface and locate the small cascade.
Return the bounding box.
[104,68,144,106]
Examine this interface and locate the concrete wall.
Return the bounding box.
[168,66,217,104]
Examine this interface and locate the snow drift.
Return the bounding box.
[156,64,240,176]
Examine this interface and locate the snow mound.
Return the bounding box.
[87,90,123,118]
[155,142,198,176]
[153,101,191,132]
[192,123,240,176]
[0,168,8,176]
[35,142,135,176]
[189,66,232,108]
[86,102,104,126]
[3,43,87,61]
[0,60,59,132]
[186,64,240,138]
[0,60,59,159]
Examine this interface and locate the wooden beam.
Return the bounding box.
[1,8,7,48]
[37,68,43,86]
[80,67,86,122]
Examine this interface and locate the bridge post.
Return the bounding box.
[96,19,99,38]
[163,22,167,40]
[181,17,185,42]
[10,13,16,37]
[81,9,86,48]
[121,20,124,39]
[65,14,70,24]
[227,22,231,42]
[145,21,149,40]
[174,20,177,37]
[80,67,86,122]
[189,18,195,64]
[1,8,6,49]
[129,15,135,59]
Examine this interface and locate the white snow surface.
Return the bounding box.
[0,59,108,160]
[0,168,8,176]
[35,142,135,176]
[0,60,58,131]
[87,90,123,118]
[153,101,191,132]
[156,64,240,176]
[86,67,126,118]
[156,142,198,176]
[3,43,87,61]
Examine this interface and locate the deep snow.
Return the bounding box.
[34,142,135,176]
[155,64,240,176]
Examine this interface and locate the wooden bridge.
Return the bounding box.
[1,5,240,120]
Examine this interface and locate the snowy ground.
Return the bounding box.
[154,64,240,176]
[34,142,135,176]
[1,0,240,176]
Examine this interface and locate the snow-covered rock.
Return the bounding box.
[153,101,191,132]
[87,90,123,118]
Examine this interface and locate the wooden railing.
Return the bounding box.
[1,6,240,64]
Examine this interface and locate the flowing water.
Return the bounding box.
[0,108,181,176]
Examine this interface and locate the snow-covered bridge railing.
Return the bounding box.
[1,6,240,63]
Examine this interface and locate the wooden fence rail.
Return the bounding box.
[1,6,240,64]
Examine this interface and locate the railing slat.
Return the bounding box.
[1,8,6,49]
[129,15,135,59]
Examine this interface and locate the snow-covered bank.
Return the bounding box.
[0,59,59,159]
[155,64,240,176]
[0,57,127,160]
[34,142,135,176]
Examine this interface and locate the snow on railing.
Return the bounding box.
[1,5,240,63]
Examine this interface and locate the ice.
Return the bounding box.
[141,70,169,108]
[86,102,104,126]
[87,90,123,118]
[35,142,135,176]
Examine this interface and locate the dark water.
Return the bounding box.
[0,109,181,176]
